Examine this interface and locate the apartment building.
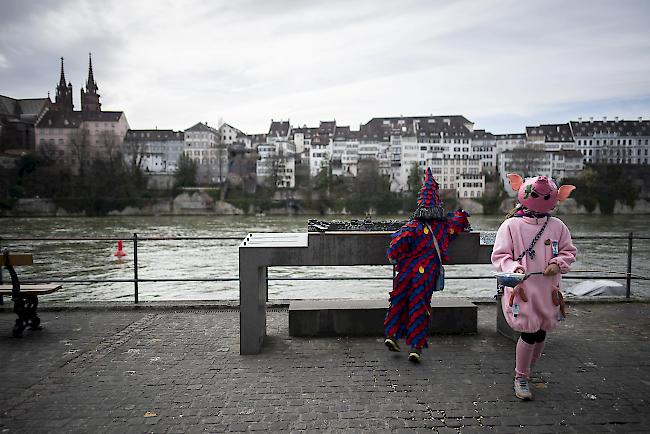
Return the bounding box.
[123,129,184,172]
[184,122,228,184]
[571,117,649,165]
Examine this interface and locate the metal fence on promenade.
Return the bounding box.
[0,233,648,304]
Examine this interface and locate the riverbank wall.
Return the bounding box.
[500,197,650,215]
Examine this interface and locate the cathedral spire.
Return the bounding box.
[86,52,97,92]
[58,57,67,88]
[81,52,101,112]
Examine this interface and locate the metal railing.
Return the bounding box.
[1,232,648,303]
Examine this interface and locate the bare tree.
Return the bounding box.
[37,141,58,163]
[123,134,146,174]
[216,144,227,185]
[506,144,546,178]
[263,152,280,190]
[99,130,122,167]
[69,127,90,177]
[175,152,197,188]
[407,161,421,193]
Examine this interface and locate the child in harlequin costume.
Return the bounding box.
[384,168,470,363]
[491,173,577,400]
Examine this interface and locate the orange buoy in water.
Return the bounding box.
[114,240,127,258]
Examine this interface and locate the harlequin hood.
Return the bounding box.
[507,173,575,214]
[413,167,446,220]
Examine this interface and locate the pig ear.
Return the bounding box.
[507,173,524,192]
[558,185,576,202]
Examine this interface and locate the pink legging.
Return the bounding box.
[515,330,546,379]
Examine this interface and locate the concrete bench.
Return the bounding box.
[1,250,62,337]
[289,298,477,337]
[239,231,493,354]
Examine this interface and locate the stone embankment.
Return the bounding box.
[2,192,245,217]
[4,195,650,217]
[500,197,650,214]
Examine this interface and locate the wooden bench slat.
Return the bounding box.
[0,254,34,266]
[0,284,61,296]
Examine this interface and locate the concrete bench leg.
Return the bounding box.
[240,263,267,355]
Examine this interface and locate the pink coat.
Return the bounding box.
[491,216,577,332]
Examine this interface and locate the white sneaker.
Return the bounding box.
[514,378,532,400]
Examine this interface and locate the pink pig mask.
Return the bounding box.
[507,173,576,214]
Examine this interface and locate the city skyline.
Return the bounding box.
[1,0,649,134]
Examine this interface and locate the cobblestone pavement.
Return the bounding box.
[0,302,648,433]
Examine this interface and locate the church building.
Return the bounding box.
[35,55,130,169]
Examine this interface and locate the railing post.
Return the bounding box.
[626,232,633,298]
[133,233,139,304]
[0,238,3,306]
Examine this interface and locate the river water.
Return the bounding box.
[1,215,648,302]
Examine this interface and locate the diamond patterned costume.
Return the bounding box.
[384,168,470,350]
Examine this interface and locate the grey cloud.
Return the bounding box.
[0,0,63,25]
[1,0,649,134]
[0,0,127,101]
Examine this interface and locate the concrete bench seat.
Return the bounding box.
[289,298,477,337]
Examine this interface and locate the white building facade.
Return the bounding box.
[498,148,583,195]
[571,118,649,165]
[123,129,184,173]
[457,173,485,198]
[256,140,296,188]
[184,122,228,184]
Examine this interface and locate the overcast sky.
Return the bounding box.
[1,0,649,134]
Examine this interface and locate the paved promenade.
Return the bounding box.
[0,301,648,433]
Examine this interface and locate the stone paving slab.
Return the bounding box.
[0,302,648,433]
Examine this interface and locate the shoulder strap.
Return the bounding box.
[514,216,549,261]
[426,223,443,263]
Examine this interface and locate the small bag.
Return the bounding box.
[435,265,445,292]
[428,224,445,292]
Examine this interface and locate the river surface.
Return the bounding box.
[1,215,649,302]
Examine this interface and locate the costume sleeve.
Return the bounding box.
[491,220,521,273]
[548,221,577,274]
[445,209,470,242]
[439,210,470,261]
[387,225,415,263]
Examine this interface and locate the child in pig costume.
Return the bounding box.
[491,173,577,400]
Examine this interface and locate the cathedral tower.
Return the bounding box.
[52,57,74,112]
[81,52,101,112]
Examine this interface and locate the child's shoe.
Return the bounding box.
[384,337,400,352]
[408,348,421,363]
[514,378,532,400]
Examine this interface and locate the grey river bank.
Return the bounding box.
[1,214,649,301]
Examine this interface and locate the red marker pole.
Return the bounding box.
[114,240,127,258]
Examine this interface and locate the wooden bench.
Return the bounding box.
[1,250,61,337]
